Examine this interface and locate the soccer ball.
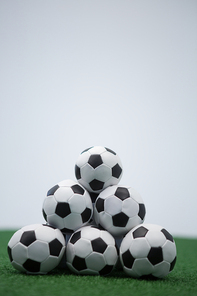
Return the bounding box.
[42,179,93,233]
[7,224,65,274]
[119,223,177,278]
[66,225,118,275]
[75,146,123,195]
[94,185,146,237]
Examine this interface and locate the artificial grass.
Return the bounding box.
[0,230,197,296]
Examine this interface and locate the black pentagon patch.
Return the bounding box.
[81,208,92,223]
[114,187,129,200]
[72,255,87,271]
[42,209,47,221]
[112,164,122,179]
[61,227,73,234]
[170,256,176,271]
[140,274,158,280]
[71,184,85,195]
[49,239,63,256]
[99,264,114,275]
[161,229,174,242]
[75,165,81,180]
[91,237,107,253]
[89,179,104,191]
[47,185,59,196]
[112,212,129,227]
[122,249,135,269]
[70,231,81,244]
[7,246,13,262]
[89,192,99,203]
[55,202,71,218]
[133,226,148,239]
[105,147,116,155]
[95,197,105,213]
[23,259,41,273]
[81,147,93,154]
[20,231,36,246]
[88,154,103,169]
[148,247,163,265]
[138,204,146,220]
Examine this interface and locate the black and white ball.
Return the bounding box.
[94,185,146,237]
[119,224,177,278]
[66,225,118,275]
[42,179,93,233]
[75,146,123,195]
[7,224,65,274]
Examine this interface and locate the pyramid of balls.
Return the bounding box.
[8,146,177,278]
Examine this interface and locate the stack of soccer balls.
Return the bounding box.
[8,146,177,278]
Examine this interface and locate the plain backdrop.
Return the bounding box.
[0,0,197,237]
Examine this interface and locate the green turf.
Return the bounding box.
[0,231,197,296]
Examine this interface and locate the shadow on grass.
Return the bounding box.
[6,265,185,285]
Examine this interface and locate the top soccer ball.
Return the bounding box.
[75,146,123,194]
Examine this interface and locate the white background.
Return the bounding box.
[0,0,197,237]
